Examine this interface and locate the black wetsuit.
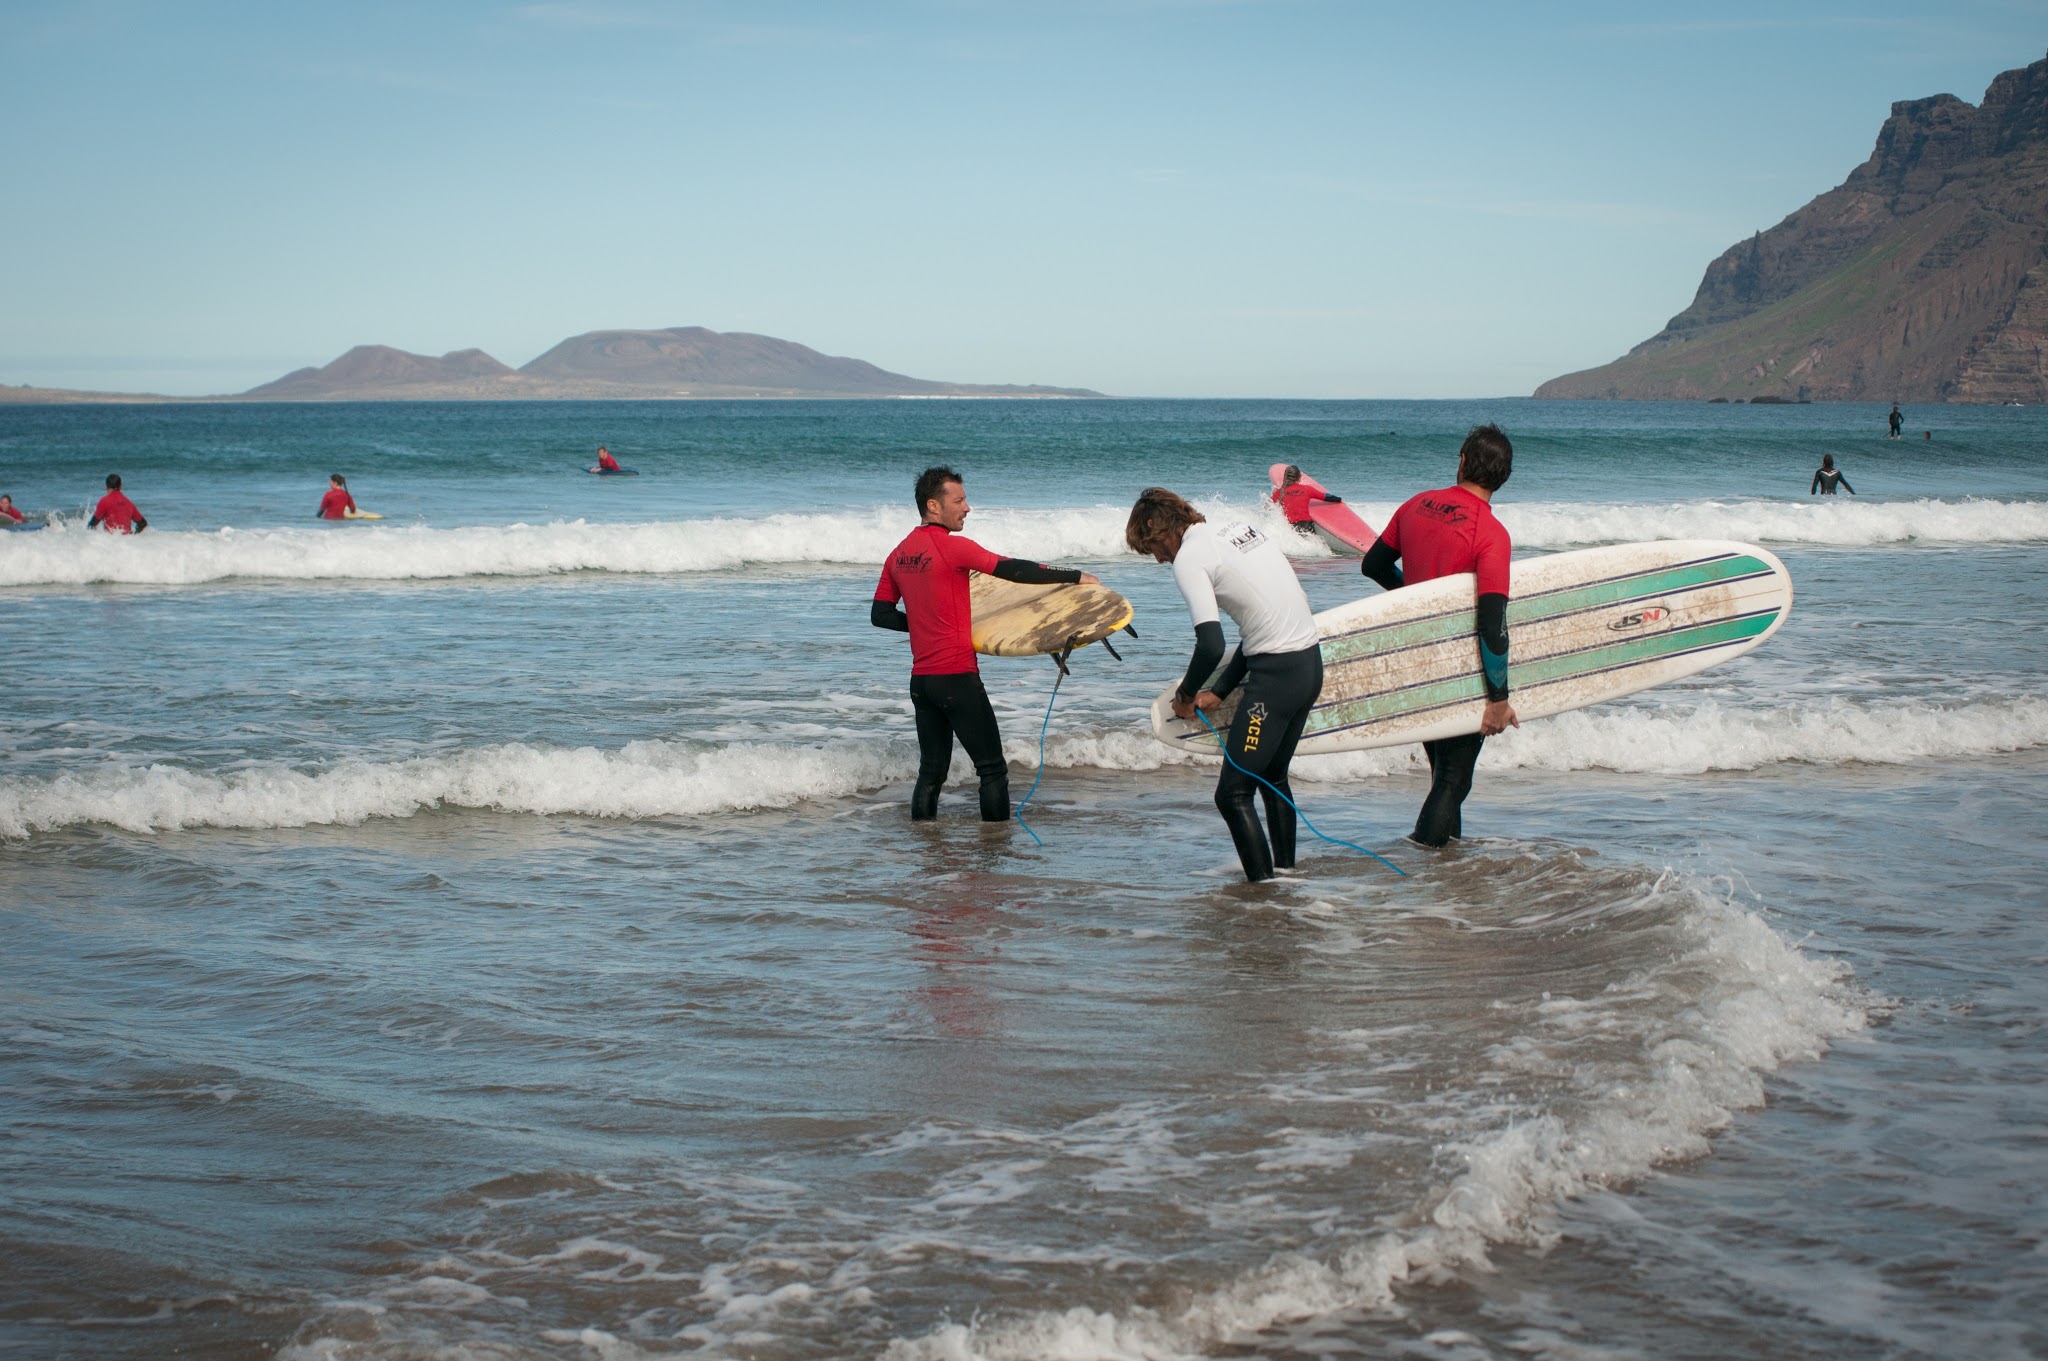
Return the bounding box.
[906,674,1009,821]
[1810,468,1854,495]
[1209,644,1323,881]
[1888,409,1902,438]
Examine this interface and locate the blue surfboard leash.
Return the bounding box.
[1013,670,1063,847]
[1194,708,1406,877]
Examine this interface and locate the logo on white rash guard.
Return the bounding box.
[1226,524,1266,552]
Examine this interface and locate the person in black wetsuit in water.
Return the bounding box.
[1128,486,1323,882]
[871,466,1100,822]
[1810,455,1855,496]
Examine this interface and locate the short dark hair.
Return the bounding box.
[105,473,122,490]
[1125,487,1207,557]
[914,466,962,516]
[1821,454,1834,469]
[1457,424,1512,492]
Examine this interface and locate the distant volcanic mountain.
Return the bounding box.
[237,327,1101,400]
[1538,51,2048,403]
[244,345,521,399]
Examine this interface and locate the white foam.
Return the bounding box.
[0,739,911,838]
[1452,694,2048,776]
[1041,695,2048,780]
[4,696,2038,839]
[0,506,1139,587]
[883,879,1872,1360]
[1501,496,2048,549]
[4,496,2034,587]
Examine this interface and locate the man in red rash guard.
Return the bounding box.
[1358,424,1518,847]
[88,473,148,534]
[317,474,358,519]
[596,446,622,473]
[872,466,1101,822]
[0,494,25,524]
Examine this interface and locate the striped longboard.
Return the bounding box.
[1150,540,1792,756]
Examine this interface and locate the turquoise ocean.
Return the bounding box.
[2,398,2044,1359]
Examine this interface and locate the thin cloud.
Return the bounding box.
[514,2,876,49]
[1268,170,1714,230]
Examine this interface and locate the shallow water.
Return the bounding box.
[2,399,2044,1359]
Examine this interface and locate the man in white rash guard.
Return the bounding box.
[1127,487,1322,882]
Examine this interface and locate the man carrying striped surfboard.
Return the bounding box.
[1358,424,1519,847]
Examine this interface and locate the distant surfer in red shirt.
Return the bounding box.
[1358,424,1517,847]
[872,466,1101,822]
[0,494,24,524]
[596,446,622,473]
[88,474,148,535]
[317,474,358,519]
[1271,465,1343,536]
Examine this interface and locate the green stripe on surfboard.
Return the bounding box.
[1322,554,1775,665]
[1309,610,1782,735]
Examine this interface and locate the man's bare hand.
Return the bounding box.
[1480,699,1518,737]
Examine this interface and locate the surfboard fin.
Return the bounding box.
[1099,637,1123,662]
[1052,639,1076,676]
[1122,623,1138,638]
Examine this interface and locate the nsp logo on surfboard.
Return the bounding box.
[1608,607,1670,631]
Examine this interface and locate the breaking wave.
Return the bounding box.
[3,696,2038,838]
[882,876,1870,1361]
[2,496,2040,587]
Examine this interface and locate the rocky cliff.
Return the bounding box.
[1537,52,2048,403]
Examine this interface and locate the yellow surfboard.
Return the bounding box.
[968,573,1133,658]
[342,510,384,520]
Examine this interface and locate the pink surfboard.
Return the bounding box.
[1266,462,1378,556]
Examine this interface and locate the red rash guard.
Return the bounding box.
[598,451,621,471]
[875,523,1003,675]
[1273,483,1318,525]
[319,488,357,519]
[92,490,142,533]
[0,504,23,523]
[1377,486,1510,594]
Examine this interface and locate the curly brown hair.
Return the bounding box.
[1125,487,1206,558]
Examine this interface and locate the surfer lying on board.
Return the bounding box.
[88,473,147,534]
[317,474,358,519]
[1809,455,1854,496]
[873,466,1100,823]
[0,494,24,524]
[596,446,622,473]
[1358,424,1516,847]
[1128,487,1322,882]
[1272,465,1343,536]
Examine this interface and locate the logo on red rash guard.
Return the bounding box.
[1608,607,1669,631]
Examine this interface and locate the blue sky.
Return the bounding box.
[4,1,2044,397]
